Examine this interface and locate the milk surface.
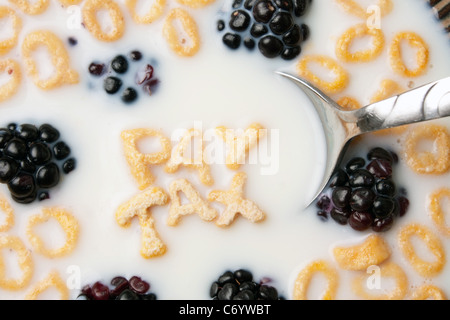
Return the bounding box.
[0,0,449,300]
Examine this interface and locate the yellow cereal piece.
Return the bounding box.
[296,55,349,94]
[0,235,33,290]
[411,284,447,300]
[398,223,446,277]
[0,194,14,232]
[333,234,391,271]
[167,178,218,226]
[163,8,200,57]
[25,271,69,300]
[389,32,429,78]
[429,188,450,237]
[8,0,49,15]
[403,124,450,175]
[337,96,361,110]
[126,0,165,24]
[121,128,172,190]
[165,128,214,186]
[82,0,125,42]
[216,123,265,170]
[116,187,169,258]
[336,23,385,63]
[293,260,339,300]
[0,6,22,55]
[22,30,79,90]
[352,261,408,300]
[26,207,79,258]
[57,0,83,6]
[0,59,21,103]
[175,0,216,8]
[208,172,265,227]
[370,79,407,135]
[334,0,393,19]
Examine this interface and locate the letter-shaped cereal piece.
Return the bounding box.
[429,188,450,237]
[0,6,22,55]
[163,8,200,57]
[398,223,446,277]
[22,30,79,90]
[0,235,33,290]
[121,128,172,190]
[208,172,265,227]
[411,284,447,300]
[293,260,339,300]
[82,0,125,42]
[116,187,169,258]
[215,123,265,170]
[168,178,218,226]
[165,128,214,186]
[0,194,14,232]
[0,59,21,103]
[351,261,408,300]
[126,0,166,24]
[333,234,391,271]
[334,0,393,19]
[26,207,79,258]
[25,271,69,300]
[8,0,49,15]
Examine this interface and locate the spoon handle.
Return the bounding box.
[354,77,450,134]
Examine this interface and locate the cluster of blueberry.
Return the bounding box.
[217,0,311,60]
[316,147,409,232]
[88,51,159,104]
[210,269,282,300]
[0,123,75,204]
[78,276,157,300]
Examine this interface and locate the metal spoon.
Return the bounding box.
[277,72,450,207]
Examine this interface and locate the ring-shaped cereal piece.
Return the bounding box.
[0,6,22,55]
[389,32,429,78]
[82,0,125,42]
[337,96,361,110]
[293,260,339,300]
[25,271,69,300]
[22,30,79,90]
[0,195,14,232]
[351,261,408,300]
[175,0,216,8]
[296,55,349,94]
[0,235,33,290]
[126,0,166,24]
[8,0,49,15]
[26,207,80,258]
[336,23,385,63]
[411,284,447,300]
[163,8,201,57]
[398,223,446,277]
[0,59,21,103]
[429,188,450,237]
[403,124,450,175]
[335,0,393,19]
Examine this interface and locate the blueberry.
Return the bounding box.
[329,169,348,187]
[293,0,311,17]
[62,158,76,174]
[233,290,255,300]
[282,24,302,46]
[269,11,294,35]
[274,0,293,11]
[372,215,394,232]
[253,0,276,23]
[53,141,71,160]
[258,285,278,300]
[129,276,150,294]
[218,271,235,285]
[258,35,283,58]
[367,159,392,179]
[330,207,350,225]
[349,211,373,231]
[316,194,331,211]
[331,186,351,208]
[116,289,140,300]
[39,124,60,143]
[250,23,269,37]
[19,159,36,173]
[104,76,123,94]
[229,10,251,31]
[4,138,28,160]
[349,169,375,188]
[121,87,138,104]
[28,142,52,165]
[349,188,375,212]
[7,172,36,199]
[210,282,220,298]
[372,196,395,218]
[111,55,129,74]
[367,147,394,164]
[243,37,256,49]
[345,157,365,173]
[375,179,396,197]
[0,128,12,148]
[217,19,226,31]
[0,157,19,183]
[16,124,39,142]
[223,33,241,49]
[91,282,110,300]
[234,269,253,283]
[88,62,105,76]
[129,50,143,61]
[218,283,238,300]
[36,163,60,189]
[280,45,301,60]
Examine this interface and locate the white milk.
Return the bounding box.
[0,0,449,300]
